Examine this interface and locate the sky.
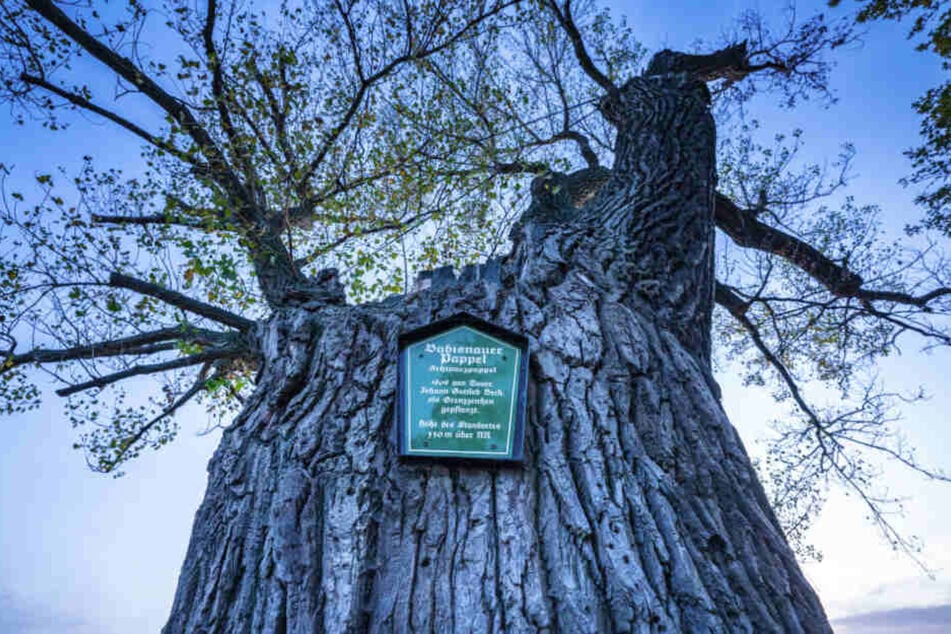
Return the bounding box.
[1,1,950,633]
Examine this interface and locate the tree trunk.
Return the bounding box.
[163,72,831,633]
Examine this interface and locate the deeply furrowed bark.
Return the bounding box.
[163,70,831,633]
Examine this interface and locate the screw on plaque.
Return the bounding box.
[423,441,430,447]
[491,443,498,449]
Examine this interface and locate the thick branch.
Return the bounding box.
[91,213,205,229]
[713,280,750,316]
[22,342,177,365]
[715,193,951,307]
[715,192,862,295]
[646,41,785,83]
[92,194,231,230]
[856,286,951,308]
[109,273,255,331]
[554,130,600,169]
[55,350,235,397]
[8,326,234,369]
[493,160,548,175]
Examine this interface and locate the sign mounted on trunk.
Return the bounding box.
[397,313,529,463]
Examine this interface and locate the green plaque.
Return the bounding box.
[397,314,528,462]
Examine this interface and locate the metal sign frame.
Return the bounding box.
[396,312,529,464]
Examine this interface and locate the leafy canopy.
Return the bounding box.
[0,0,949,562]
[831,0,951,232]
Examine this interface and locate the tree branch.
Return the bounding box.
[715,192,861,294]
[20,73,202,168]
[296,0,519,190]
[544,0,619,101]
[295,138,437,217]
[7,326,235,369]
[492,160,548,174]
[55,349,236,397]
[646,41,785,83]
[715,193,951,307]
[251,57,295,170]
[717,280,949,567]
[91,194,231,230]
[91,213,205,229]
[554,129,600,168]
[24,0,244,198]
[105,365,216,469]
[715,281,827,438]
[202,0,242,165]
[293,210,432,268]
[108,273,255,331]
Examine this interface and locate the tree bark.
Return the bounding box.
[163,69,831,634]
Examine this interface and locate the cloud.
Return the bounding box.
[833,604,951,634]
[0,591,99,634]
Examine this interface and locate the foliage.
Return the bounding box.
[0,0,949,561]
[0,0,646,472]
[831,0,951,233]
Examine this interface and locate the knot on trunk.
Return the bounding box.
[277,267,347,307]
[312,267,346,303]
[517,167,612,228]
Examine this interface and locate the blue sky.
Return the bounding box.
[1,1,950,632]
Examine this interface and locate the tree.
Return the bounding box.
[1,0,949,631]
[831,0,951,232]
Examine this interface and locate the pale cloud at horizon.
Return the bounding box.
[833,604,951,634]
[0,591,98,634]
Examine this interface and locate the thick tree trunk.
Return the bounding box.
[163,72,831,633]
